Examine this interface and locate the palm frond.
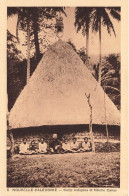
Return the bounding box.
[112,7,121,12]
[104,86,120,93]
[109,9,120,21]
[106,7,121,21]
[75,7,94,33]
[103,69,116,76]
[91,8,101,32]
[102,9,116,36]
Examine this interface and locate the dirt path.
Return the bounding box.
[7,152,120,188]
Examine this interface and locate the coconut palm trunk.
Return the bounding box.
[16,15,20,42]
[33,21,40,61]
[27,16,30,84]
[32,11,40,62]
[86,23,89,65]
[98,17,102,85]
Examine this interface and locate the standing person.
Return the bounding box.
[70,137,80,152]
[80,137,92,152]
[62,139,72,153]
[49,134,62,154]
[19,138,30,154]
[38,137,47,154]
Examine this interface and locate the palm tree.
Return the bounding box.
[101,53,120,142]
[91,7,120,85]
[7,7,66,83]
[101,54,120,109]
[75,7,94,65]
[8,8,31,83]
[26,10,31,83]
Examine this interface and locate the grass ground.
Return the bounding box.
[7,143,120,188]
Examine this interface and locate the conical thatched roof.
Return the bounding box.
[9,40,120,129]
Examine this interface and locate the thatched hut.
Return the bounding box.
[8,40,120,149]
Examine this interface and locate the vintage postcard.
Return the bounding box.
[0,0,128,195]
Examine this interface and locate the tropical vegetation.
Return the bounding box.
[75,7,120,84]
[7,7,121,111]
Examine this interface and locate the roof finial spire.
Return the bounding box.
[55,14,64,39]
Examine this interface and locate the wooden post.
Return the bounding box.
[85,93,95,152]
[103,83,109,142]
[8,130,14,156]
[7,112,14,156]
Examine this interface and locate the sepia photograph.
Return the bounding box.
[7,6,121,188]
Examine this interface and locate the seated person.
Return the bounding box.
[48,134,62,154]
[80,137,92,152]
[19,138,30,154]
[14,144,20,154]
[38,138,47,154]
[70,137,80,152]
[29,140,38,154]
[62,139,71,153]
[7,146,11,158]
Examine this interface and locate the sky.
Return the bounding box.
[7,7,121,57]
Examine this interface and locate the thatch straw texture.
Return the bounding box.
[9,40,120,129]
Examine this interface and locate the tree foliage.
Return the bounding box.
[75,7,94,64]
[101,54,120,91]
[75,7,94,36]
[67,40,77,52]
[74,7,121,84]
[7,7,66,61]
[93,54,120,110]
[7,30,22,63]
[91,7,120,35]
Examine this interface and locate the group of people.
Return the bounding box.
[19,134,92,155]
